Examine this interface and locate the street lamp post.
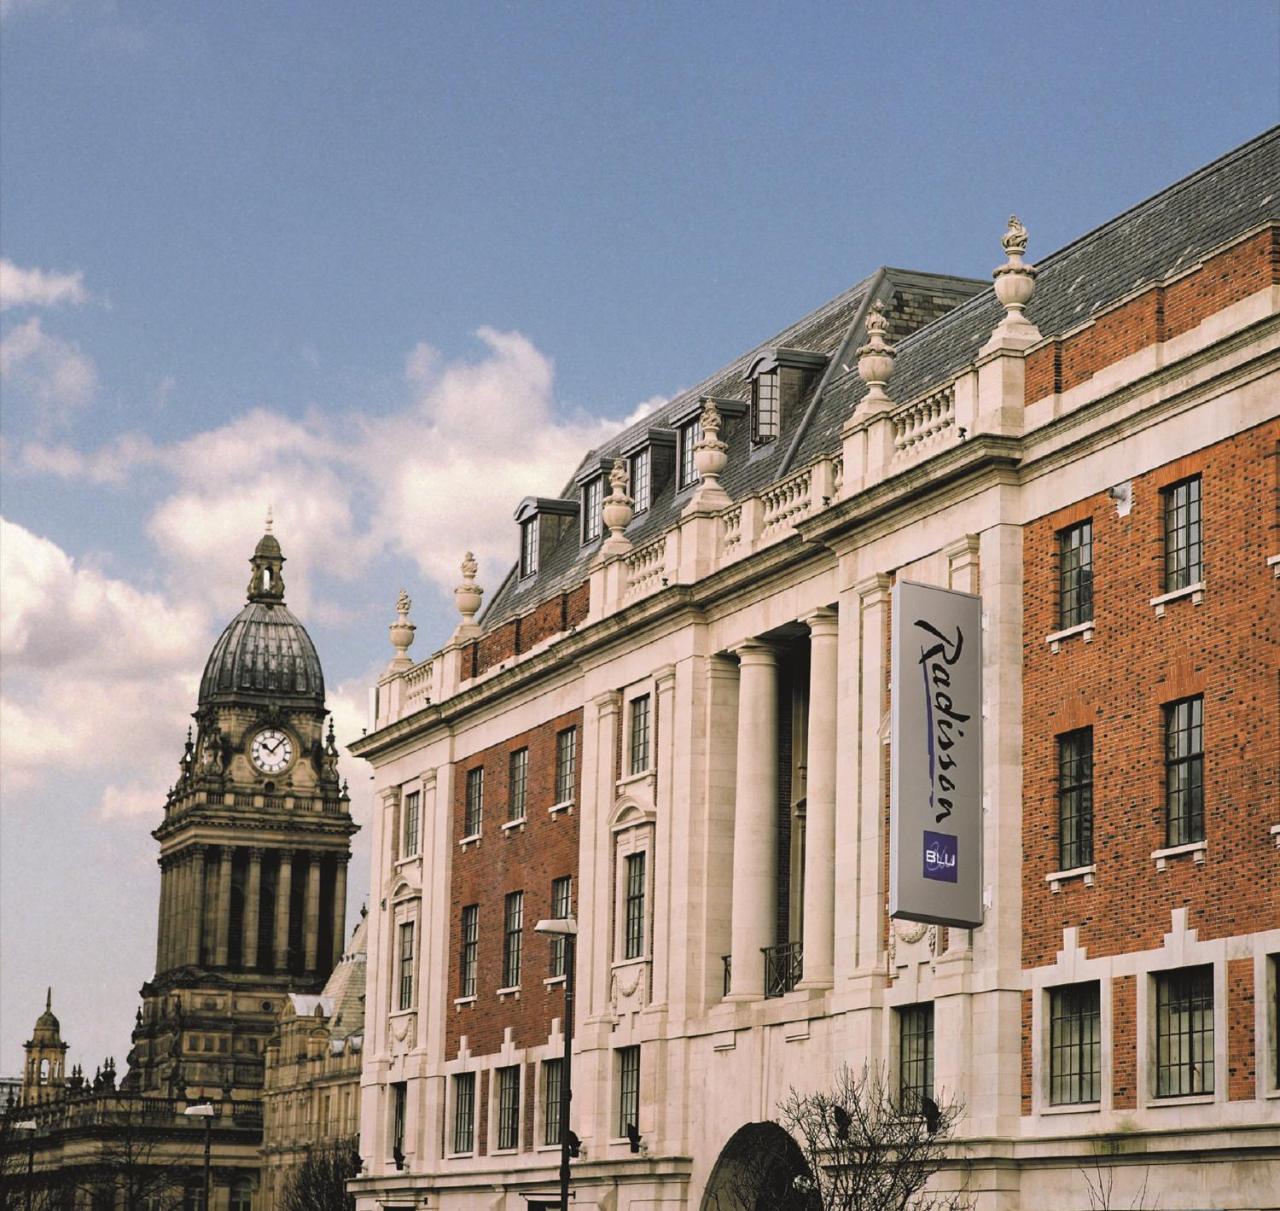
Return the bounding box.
[534,916,578,1210]
[13,1120,36,1211]
[183,1102,216,1210]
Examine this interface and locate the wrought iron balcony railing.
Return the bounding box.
[762,941,803,999]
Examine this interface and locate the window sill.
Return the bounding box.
[1149,581,1204,617]
[1152,839,1207,871]
[1039,1101,1102,1116]
[446,1150,475,1160]
[501,817,527,834]
[549,800,575,816]
[496,986,521,1000]
[543,975,566,987]
[458,833,482,850]
[1044,621,1095,653]
[394,854,421,868]
[1146,1092,1215,1108]
[453,995,476,1007]
[490,1146,518,1157]
[1045,864,1096,892]
[616,769,654,790]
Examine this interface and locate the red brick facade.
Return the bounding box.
[463,581,591,678]
[446,708,583,1060]
[1227,958,1256,1102]
[1111,975,1137,1110]
[1024,226,1278,405]
[1022,421,1280,970]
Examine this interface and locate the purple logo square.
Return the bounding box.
[923,831,958,882]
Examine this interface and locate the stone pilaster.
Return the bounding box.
[214,846,234,967]
[581,690,621,1023]
[726,640,778,1001]
[331,854,349,969]
[799,609,839,989]
[187,846,208,967]
[274,850,295,972]
[854,574,891,978]
[303,853,322,972]
[243,847,264,970]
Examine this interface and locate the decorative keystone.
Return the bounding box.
[387,589,416,670]
[856,299,896,411]
[454,553,484,625]
[599,458,635,557]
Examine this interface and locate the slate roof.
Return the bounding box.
[483,126,1279,628]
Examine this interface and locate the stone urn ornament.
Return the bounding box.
[387,589,416,670]
[856,299,896,410]
[454,553,484,625]
[599,459,635,557]
[992,215,1038,314]
[693,399,729,485]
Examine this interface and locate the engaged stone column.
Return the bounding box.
[330,855,349,970]
[155,857,173,972]
[187,846,208,967]
[726,641,778,1001]
[243,848,264,970]
[799,609,839,989]
[274,850,295,972]
[214,847,234,967]
[303,854,322,972]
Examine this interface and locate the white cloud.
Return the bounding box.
[0,259,89,309]
[0,316,97,420]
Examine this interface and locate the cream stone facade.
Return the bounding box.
[350,132,1280,1210]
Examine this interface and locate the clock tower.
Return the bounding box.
[124,524,357,1104]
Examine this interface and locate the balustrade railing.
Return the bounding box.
[624,534,667,600]
[762,941,803,998]
[893,382,956,458]
[401,658,434,710]
[760,466,813,539]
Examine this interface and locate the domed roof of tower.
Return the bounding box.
[198,527,325,707]
[30,988,62,1041]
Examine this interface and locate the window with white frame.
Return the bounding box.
[1155,965,1214,1097]
[452,1072,475,1154]
[623,852,646,960]
[397,920,415,1011]
[1058,729,1093,870]
[459,904,478,998]
[496,1065,521,1150]
[1049,982,1101,1105]
[402,789,420,857]
[465,766,484,837]
[520,518,539,578]
[678,419,701,489]
[1058,520,1094,628]
[502,890,524,988]
[582,476,603,543]
[752,370,780,443]
[543,1057,563,1147]
[554,727,577,805]
[1165,696,1204,846]
[616,1046,640,1137]
[549,875,572,977]
[630,448,651,513]
[1162,475,1202,591]
[508,748,528,821]
[897,1003,934,1114]
[629,694,651,776]
[391,1081,406,1162]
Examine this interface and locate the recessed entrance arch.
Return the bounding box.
[700,1121,819,1211]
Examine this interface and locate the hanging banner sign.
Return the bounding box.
[889,580,984,929]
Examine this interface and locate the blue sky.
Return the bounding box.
[1,0,1276,1076]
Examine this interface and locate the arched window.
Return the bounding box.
[230,1178,253,1211]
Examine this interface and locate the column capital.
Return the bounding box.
[593,689,622,718]
[419,768,438,792]
[854,572,892,605]
[247,846,266,861]
[188,843,209,859]
[801,607,839,638]
[335,851,352,867]
[380,787,401,810]
[729,638,779,666]
[652,664,677,693]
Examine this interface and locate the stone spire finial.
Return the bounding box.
[454,553,484,627]
[598,458,635,558]
[46,987,51,1012]
[984,214,1042,353]
[856,299,896,411]
[387,589,416,671]
[264,504,274,534]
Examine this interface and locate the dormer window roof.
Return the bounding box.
[513,497,579,580]
[620,428,675,515]
[746,348,827,446]
[574,458,612,545]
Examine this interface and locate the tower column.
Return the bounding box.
[303,853,322,972]
[187,845,208,967]
[726,640,779,1001]
[274,850,295,971]
[799,609,839,989]
[330,854,349,970]
[214,846,234,967]
[243,847,264,970]
[155,857,173,972]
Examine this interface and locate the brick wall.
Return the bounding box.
[1025,226,1278,405]
[1227,958,1256,1101]
[1021,990,1033,1114]
[1022,422,1280,970]
[464,582,591,678]
[1112,975,1136,1110]
[446,708,583,1061]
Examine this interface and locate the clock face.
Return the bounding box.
[250,728,294,775]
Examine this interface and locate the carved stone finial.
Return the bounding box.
[682,399,732,516]
[598,458,635,558]
[454,553,484,626]
[387,589,416,670]
[985,213,1041,352]
[264,504,274,534]
[856,299,896,411]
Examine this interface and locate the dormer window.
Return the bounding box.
[630,448,651,513]
[520,519,539,577]
[752,371,780,443]
[582,476,603,544]
[678,418,701,489]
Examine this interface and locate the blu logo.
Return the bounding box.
[923,831,958,883]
